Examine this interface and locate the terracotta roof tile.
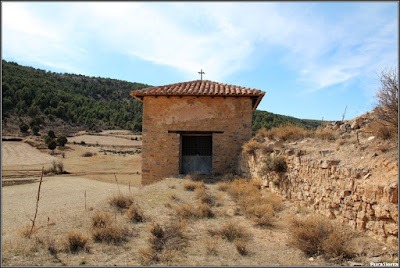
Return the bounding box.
[131,80,264,97]
[131,80,265,110]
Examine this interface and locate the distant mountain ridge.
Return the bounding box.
[2,60,321,133]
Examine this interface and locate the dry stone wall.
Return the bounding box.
[240,149,398,247]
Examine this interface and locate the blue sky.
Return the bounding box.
[2,1,398,121]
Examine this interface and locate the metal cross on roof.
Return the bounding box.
[198,69,205,81]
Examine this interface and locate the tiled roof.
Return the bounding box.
[130,80,265,110]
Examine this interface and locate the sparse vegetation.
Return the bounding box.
[139,220,187,265]
[44,160,64,175]
[261,124,312,141]
[91,211,131,245]
[82,151,95,157]
[374,68,398,135]
[261,156,287,174]
[125,203,144,223]
[183,180,204,191]
[56,136,68,146]
[218,220,250,242]
[315,127,337,140]
[19,122,29,133]
[66,230,89,252]
[109,194,135,210]
[289,214,354,259]
[47,140,57,150]
[242,139,261,155]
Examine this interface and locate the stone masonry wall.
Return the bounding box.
[142,96,253,184]
[240,149,398,247]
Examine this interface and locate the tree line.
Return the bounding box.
[2,60,321,133]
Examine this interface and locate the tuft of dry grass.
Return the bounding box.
[91,224,131,245]
[203,235,221,256]
[66,230,89,252]
[263,192,284,212]
[183,180,204,191]
[91,211,131,244]
[242,139,261,155]
[91,212,113,228]
[250,177,263,189]
[195,187,215,206]
[224,178,283,227]
[366,121,397,140]
[109,194,135,210]
[246,203,275,227]
[82,152,95,157]
[167,191,179,201]
[261,156,287,174]
[315,127,337,141]
[288,214,354,259]
[264,124,312,141]
[175,202,214,219]
[18,224,38,238]
[216,181,230,191]
[234,238,249,256]
[125,203,144,223]
[140,220,188,265]
[196,202,214,218]
[219,220,250,242]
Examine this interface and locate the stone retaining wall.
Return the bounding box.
[240,149,398,247]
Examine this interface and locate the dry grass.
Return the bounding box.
[234,238,249,256]
[175,202,214,219]
[315,127,337,141]
[109,194,135,210]
[167,191,179,201]
[261,156,287,174]
[66,230,89,252]
[91,211,132,245]
[44,160,64,175]
[125,203,144,223]
[82,152,95,157]
[225,178,283,227]
[91,211,113,228]
[195,187,215,206]
[183,180,204,191]
[242,139,261,155]
[91,224,131,245]
[264,124,312,141]
[289,214,354,259]
[365,121,397,140]
[140,220,188,265]
[18,224,38,238]
[203,235,221,256]
[216,181,230,191]
[250,177,263,189]
[218,220,251,242]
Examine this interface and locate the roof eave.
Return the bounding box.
[252,92,265,111]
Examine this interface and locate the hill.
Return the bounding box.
[2,60,321,134]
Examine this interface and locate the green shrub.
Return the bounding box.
[48,140,57,150]
[44,135,54,145]
[32,125,40,135]
[19,122,29,133]
[48,130,56,138]
[57,136,67,146]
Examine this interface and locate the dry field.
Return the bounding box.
[2,130,397,266]
[2,174,395,266]
[2,131,142,186]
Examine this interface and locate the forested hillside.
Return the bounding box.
[2,60,322,133]
[2,60,148,131]
[252,110,322,133]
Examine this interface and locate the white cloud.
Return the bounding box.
[2,2,397,89]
